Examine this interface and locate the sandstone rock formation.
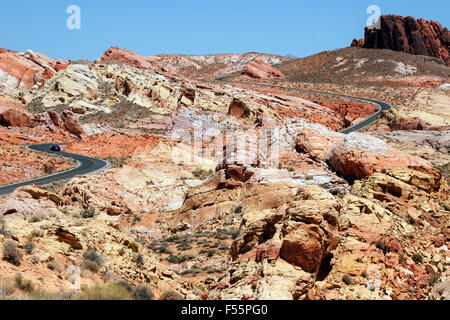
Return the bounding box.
[0,106,33,127]
[0,49,70,95]
[352,15,450,65]
[100,47,291,80]
[327,132,432,179]
[242,59,285,79]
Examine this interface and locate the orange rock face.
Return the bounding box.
[327,132,432,179]
[313,100,379,127]
[0,49,70,94]
[64,132,167,158]
[0,106,33,127]
[242,58,285,79]
[100,46,158,70]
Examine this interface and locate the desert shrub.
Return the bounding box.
[412,254,423,264]
[134,254,144,267]
[83,250,103,266]
[24,242,35,255]
[22,289,58,300]
[192,169,212,179]
[429,273,441,286]
[2,240,23,266]
[234,206,243,214]
[82,260,99,273]
[14,274,34,292]
[132,215,142,225]
[375,240,385,251]
[157,244,172,255]
[127,241,139,253]
[76,284,132,300]
[44,163,55,174]
[0,281,15,298]
[342,274,353,285]
[47,261,63,272]
[115,280,133,293]
[207,249,216,257]
[167,254,194,264]
[159,290,184,300]
[30,229,44,238]
[80,205,95,219]
[28,212,48,223]
[132,286,155,300]
[0,217,9,236]
[105,156,130,169]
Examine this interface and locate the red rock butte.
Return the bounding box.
[351,15,450,65]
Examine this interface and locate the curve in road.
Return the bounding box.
[0,144,109,196]
[214,76,392,134]
[1,73,391,196]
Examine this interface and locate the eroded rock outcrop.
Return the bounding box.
[0,49,70,95]
[327,132,432,179]
[352,15,450,65]
[242,58,285,79]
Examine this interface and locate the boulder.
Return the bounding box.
[0,107,33,127]
[327,132,432,179]
[61,110,85,138]
[228,98,251,119]
[242,58,285,79]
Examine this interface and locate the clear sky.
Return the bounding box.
[1,0,449,60]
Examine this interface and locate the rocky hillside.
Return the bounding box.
[277,47,450,84]
[0,45,448,300]
[101,47,291,80]
[351,15,450,66]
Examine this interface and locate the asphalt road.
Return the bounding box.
[0,74,391,196]
[214,77,392,134]
[0,144,109,196]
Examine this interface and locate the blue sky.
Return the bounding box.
[1,0,449,60]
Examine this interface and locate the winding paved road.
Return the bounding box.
[0,71,392,196]
[214,76,392,134]
[0,144,109,196]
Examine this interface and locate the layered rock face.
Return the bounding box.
[0,49,70,95]
[352,15,450,65]
[242,58,285,79]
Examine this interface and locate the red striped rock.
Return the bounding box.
[242,58,285,79]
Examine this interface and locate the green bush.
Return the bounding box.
[429,273,440,286]
[207,249,216,257]
[127,242,139,253]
